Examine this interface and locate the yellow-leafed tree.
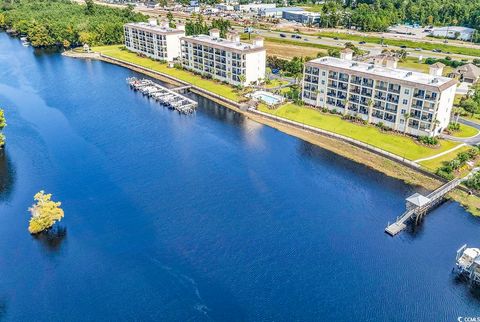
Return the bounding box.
[28,191,64,234]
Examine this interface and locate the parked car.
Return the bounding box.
[280,33,286,38]
[432,48,442,52]
[304,38,309,41]
[414,48,421,51]
[400,45,407,48]
[333,37,339,40]
[359,41,366,44]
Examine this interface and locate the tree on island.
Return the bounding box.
[0,108,6,148]
[28,191,64,234]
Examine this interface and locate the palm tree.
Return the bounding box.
[367,99,374,124]
[238,74,246,89]
[453,107,462,124]
[432,119,441,135]
[342,97,349,115]
[403,112,412,135]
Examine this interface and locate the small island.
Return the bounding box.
[28,191,64,234]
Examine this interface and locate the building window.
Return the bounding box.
[404,89,410,95]
[403,99,408,105]
[400,119,404,124]
[322,71,326,76]
[321,80,325,85]
[401,109,406,114]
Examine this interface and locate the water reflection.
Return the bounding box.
[32,226,67,254]
[0,297,6,321]
[0,150,15,202]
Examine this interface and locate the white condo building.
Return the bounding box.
[124,19,185,62]
[302,51,457,137]
[181,29,266,86]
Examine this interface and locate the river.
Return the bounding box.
[0,33,479,321]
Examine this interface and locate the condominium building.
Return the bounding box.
[302,51,458,137]
[124,19,185,62]
[180,30,266,86]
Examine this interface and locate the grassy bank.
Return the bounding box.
[449,124,479,138]
[258,103,460,161]
[93,45,242,102]
[419,145,471,170]
[68,49,480,216]
[315,31,480,57]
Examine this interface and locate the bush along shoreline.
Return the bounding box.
[0,108,6,148]
[0,0,146,48]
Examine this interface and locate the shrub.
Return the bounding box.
[28,191,64,234]
[448,122,461,131]
[418,135,438,146]
[436,168,455,180]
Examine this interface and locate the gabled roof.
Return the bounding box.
[430,62,446,68]
[452,63,480,80]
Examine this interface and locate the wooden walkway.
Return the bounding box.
[385,177,464,236]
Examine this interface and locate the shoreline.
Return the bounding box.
[63,50,480,216]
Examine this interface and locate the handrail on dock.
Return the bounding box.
[385,176,467,236]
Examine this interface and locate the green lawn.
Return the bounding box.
[449,124,479,138]
[314,31,480,57]
[419,145,471,170]
[397,57,453,75]
[92,45,241,102]
[258,103,460,160]
[265,79,289,89]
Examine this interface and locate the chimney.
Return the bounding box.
[148,18,158,26]
[209,28,220,38]
[227,31,240,43]
[177,23,185,31]
[253,36,264,47]
[340,48,353,60]
[429,62,445,76]
[385,56,398,69]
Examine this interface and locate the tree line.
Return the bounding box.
[0,0,146,48]
[184,14,231,38]
[275,0,480,35]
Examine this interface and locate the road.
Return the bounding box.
[75,0,479,61]
[236,27,479,61]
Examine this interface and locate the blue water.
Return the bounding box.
[0,32,480,321]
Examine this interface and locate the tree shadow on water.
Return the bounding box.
[0,297,7,321]
[0,150,16,202]
[32,226,67,254]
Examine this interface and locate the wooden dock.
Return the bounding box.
[385,177,464,236]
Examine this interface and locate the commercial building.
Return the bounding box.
[181,29,266,86]
[301,51,457,137]
[258,7,303,18]
[124,19,185,62]
[282,10,321,25]
[234,3,276,12]
[431,26,475,41]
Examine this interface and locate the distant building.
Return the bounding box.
[258,7,303,18]
[282,10,321,25]
[181,30,266,86]
[234,3,276,12]
[216,3,234,11]
[302,54,457,137]
[124,19,185,62]
[431,26,475,41]
[448,63,480,84]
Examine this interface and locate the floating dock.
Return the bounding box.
[127,77,197,114]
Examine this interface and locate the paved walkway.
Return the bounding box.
[413,143,467,163]
[440,117,480,145]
